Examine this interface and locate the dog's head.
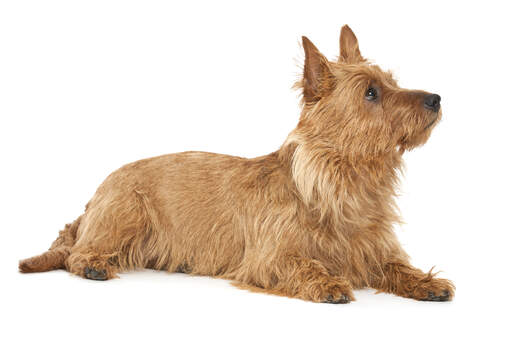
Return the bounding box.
[294,25,441,159]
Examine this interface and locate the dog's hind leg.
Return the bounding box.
[66,248,120,281]
[65,224,151,281]
[65,189,159,281]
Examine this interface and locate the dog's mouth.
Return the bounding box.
[424,115,438,131]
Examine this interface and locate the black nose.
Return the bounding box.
[424,94,441,112]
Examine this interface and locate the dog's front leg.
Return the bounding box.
[374,261,455,301]
[270,256,355,304]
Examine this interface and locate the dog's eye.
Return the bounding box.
[365,87,378,101]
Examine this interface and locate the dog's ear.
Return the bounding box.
[338,25,364,64]
[302,36,336,104]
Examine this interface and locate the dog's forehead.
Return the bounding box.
[332,62,398,88]
[370,65,396,84]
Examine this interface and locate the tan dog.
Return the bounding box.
[20,25,454,303]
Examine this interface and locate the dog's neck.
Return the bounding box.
[278,133,403,231]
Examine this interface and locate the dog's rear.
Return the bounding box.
[19,216,81,273]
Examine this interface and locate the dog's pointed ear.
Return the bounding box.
[339,25,364,64]
[302,36,336,104]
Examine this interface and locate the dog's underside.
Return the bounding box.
[19,25,454,304]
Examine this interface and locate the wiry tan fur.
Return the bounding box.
[20,25,454,303]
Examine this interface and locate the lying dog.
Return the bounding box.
[20,25,454,303]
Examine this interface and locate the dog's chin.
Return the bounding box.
[398,126,437,152]
[424,115,439,131]
[424,109,442,130]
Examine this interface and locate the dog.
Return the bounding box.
[20,25,454,303]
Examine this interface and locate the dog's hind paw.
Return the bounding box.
[84,267,108,281]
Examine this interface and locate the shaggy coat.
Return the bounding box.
[20,25,454,303]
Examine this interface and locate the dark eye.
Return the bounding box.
[365,87,378,101]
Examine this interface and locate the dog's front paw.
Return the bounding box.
[416,278,455,302]
[313,279,354,304]
[325,293,352,304]
[423,289,452,302]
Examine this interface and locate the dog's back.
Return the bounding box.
[20,150,298,283]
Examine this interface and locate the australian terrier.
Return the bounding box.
[20,25,454,303]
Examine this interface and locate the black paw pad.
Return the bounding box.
[325,294,351,304]
[84,267,108,281]
[423,290,451,302]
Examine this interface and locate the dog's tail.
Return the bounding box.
[19,215,82,273]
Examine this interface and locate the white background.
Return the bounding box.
[1,1,511,348]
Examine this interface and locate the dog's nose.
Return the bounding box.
[424,94,441,112]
